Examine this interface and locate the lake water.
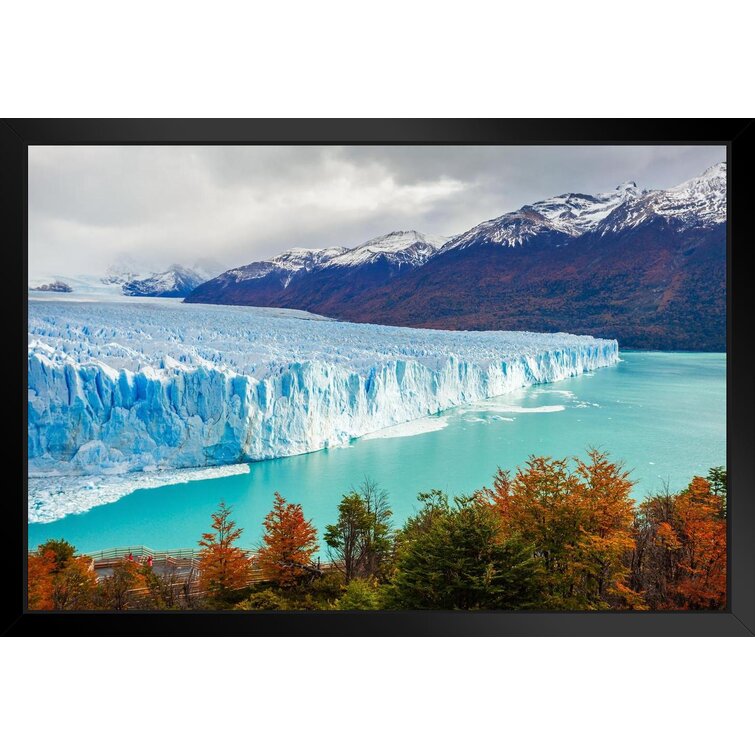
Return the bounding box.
[28,351,726,554]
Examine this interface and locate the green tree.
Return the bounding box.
[235,589,290,611]
[357,477,394,580]
[396,489,451,552]
[337,578,382,610]
[324,479,394,582]
[388,495,541,610]
[706,466,727,517]
[325,492,370,582]
[37,539,76,572]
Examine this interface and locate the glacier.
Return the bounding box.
[28,463,252,524]
[28,298,619,496]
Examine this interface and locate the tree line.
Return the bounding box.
[27,451,727,611]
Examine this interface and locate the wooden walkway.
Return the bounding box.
[30,545,334,597]
[83,545,269,583]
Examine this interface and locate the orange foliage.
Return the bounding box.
[27,549,56,610]
[481,450,636,609]
[198,502,252,598]
[632,477,726,609]
[257,492,319,587]
[51,556,98,610]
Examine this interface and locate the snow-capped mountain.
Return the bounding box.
[186,231,448,307]
[596,162,726,234]
[218,230,446,284]
[101,263,209,297]
[168,163,730,349]
[119,264,207,297]
[335,230,449,267]
[344,163,726,350]
[445,181,644,251]
[186,163,725,350]
[225,246,348,287]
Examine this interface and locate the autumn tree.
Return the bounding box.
[631,476,726,609]
[51,556,98,610]
[573,450,636,605]
[27,549,56,610]
[257,492,319,587]
[97,558,146,610]
[198,501,252,604]
[39,539,76,569]
[480,450,636,609]
[28,539,97,610]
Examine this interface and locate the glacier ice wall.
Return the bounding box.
[28,300,619,477]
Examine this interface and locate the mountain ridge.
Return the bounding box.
[185,163,726,350]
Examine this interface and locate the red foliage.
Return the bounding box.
[632,477,726,609]
[257,492,319,586]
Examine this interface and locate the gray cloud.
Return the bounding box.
[28,144,725,278]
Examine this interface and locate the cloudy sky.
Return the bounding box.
[28,145,725,278]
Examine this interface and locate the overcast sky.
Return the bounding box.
[28,145,725,278]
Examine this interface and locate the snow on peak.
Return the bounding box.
[224,230,448,284]
[227,246,346,284]
[527,183,645,234]
[668,161,726,195]
[100,261,211,296]
[327,230,449,267]
[615,180,640,195]
[445,209,565,251]
[597,163,726,233]
[700,161,726,179]
[273,246,346,268]
[445,183,644,251]
[448,162,725,249]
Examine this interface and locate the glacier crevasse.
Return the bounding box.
[28,300,619,477]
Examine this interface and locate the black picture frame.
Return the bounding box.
[4,118,753,636]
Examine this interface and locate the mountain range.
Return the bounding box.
[102,264,210,297]
[184,162,724,350]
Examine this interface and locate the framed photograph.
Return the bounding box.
[4,119,753,635]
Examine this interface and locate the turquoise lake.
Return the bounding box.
[28,351,726,554]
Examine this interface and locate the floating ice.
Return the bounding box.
[360,415,449,440]
[27,464,251,524]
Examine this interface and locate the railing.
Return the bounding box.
[82,545,256,563]
[29,544,335,587]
